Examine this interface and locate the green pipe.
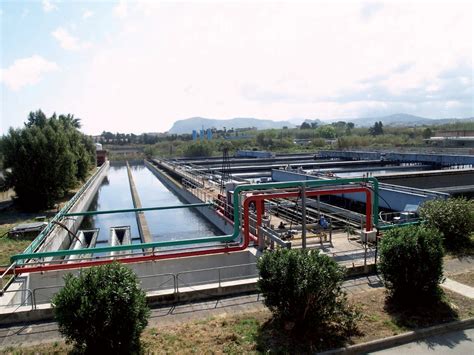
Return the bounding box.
[378,220,421,231]
[11,235,228,261]
[64,203,212,217]
[12,177,379,263]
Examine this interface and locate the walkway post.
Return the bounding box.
[301,184,307,249]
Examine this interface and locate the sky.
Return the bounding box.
[0,0,473,135]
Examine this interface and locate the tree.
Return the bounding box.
[257,249,357,334]
[422,127,433,139]
[378,225,444,305]
[53,263,150,353]
[1,110,95,210]
[316,125,337,139]
[419,198,474,250]
[183,141,214,157]
[300,122,311,129]
[369,121,384,136]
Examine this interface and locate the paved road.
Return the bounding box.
[372,328,474,354]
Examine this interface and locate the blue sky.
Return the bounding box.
[1,0,473,134]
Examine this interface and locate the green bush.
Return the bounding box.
[378,225,444,305]
[53,263,150,353]
[257,249,357,334]
[419,198,474,250]
[183,141,215,157]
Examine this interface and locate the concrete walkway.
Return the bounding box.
[442,278,474,299]
[441,256,474,299]
[372,327,474,354]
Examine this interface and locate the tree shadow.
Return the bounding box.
[254,317,360,353]
[384,292,459,330]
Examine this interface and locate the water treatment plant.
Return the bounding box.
[1,149,474,322]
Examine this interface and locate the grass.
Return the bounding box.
[0,223,35,266]
[4,288,473,354]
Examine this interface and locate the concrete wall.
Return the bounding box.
[319,150,474,166]
[376,169,474,189]
[145,160,234,235]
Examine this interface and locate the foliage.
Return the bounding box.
[419,198,474,250]
[53,262,150,354]
[183,141,215,157]
[369,121,384,136]
[378,225,444,305]
[257,249,358,334]
[1,110,95,211]
[316,125,337,139]
[422,127,433,139]
[300,122,311,129]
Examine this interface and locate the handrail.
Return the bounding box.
[0,289,34,311]
[0,263,16,293]
[139,273,176,294]
[32,285,62,308]
[176,263,258,291]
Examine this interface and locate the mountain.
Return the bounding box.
[345,114,474,127]
[168,117,295,134]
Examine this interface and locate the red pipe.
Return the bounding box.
[243,187,372,244]
[7,222,251,275]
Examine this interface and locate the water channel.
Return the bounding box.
[80,162,220,248]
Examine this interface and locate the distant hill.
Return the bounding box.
[344,114,474,127]
[167,114,474,133]
[168,117,295,134]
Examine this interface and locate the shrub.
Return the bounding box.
[53,262,150,353]
[378,225,444,305]
[257,249,357,334]
[183,141,215,157]
[419,198,474,250]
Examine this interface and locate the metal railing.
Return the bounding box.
[0,288,34,312]
[176,263,258,292]
[139,273,176,294]
[0,263,258,311]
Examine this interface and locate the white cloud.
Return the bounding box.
[0,55,59,91]
[42,0,57,13]
[70,1,472,134]
[52,27,92,51]
[82,10,94,19]
[113,0,128,18]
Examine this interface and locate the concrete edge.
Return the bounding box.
[320,317,474,354]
